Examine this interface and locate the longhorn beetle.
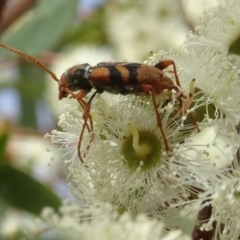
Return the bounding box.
[0,43,195,163]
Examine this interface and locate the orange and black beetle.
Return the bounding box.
[58,61,179,100]
[0,43,187,163]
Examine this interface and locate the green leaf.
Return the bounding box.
[0,134,8,163]
[0,133,8,160]
[0,0,78,58]
[0,121,9,164]
[0,165,61,215]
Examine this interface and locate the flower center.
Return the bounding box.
[121,124,162,170]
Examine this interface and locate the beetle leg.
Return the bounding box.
[155,61,199,132]
[68,90,92,133]
[154,59,180,87]
[78,91,99,163]
[150,89,169,151]
[69,90,88,109]
[154,59,186,109]
[130,84,169,152]
[82,91,98,120]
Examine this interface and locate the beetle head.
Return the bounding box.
[58,63,93,99]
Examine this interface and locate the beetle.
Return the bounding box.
[58,60,181,160]
[0,43,194,163]
[58,61,180,99]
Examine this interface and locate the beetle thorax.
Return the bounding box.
[83,65,91,79]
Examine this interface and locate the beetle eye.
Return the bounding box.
[75,68,85,77]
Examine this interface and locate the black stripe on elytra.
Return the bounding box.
[108,65,124,83]
[122,63,141,84]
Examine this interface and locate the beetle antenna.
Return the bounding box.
[0,43,59,83]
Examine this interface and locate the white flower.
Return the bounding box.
[82,213,189,240]
[182,167,240,240]
[181,0,222,27]
[0,210,40,239]
[37,203,191,240]
[47,88,205,218]
[145,46,240,132]
[177,120,240,169]
[186,0,240,51]
[181,47,240,132]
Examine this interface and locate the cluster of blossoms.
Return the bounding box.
[46,0,240,239]
[21,202,189,240]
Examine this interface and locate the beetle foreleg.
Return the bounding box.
[78,91,99,162]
